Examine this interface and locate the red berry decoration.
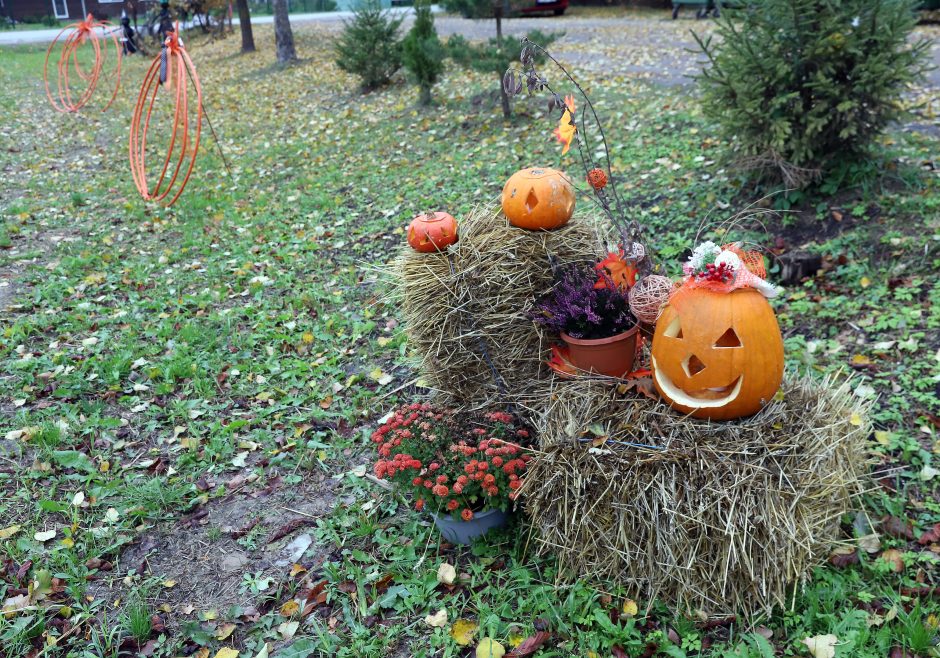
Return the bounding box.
[697,261,735,283]
[586,168,608,191]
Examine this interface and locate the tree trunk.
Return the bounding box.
[499,74,511,118]
[272,0,297,64]
[235,0,255,52]
[494,6,503,44]
[419,84,432,106]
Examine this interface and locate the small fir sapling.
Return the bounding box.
[402,0,445,106]
[334,1,403,92]
[448,29,560,119]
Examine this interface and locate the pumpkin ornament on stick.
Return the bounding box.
[129,24,203,207]
[651,242,784,421]
[44,13,122,113]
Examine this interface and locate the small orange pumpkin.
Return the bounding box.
[407,212,458,253]
[650,288,784,421]
[501,167,575,230]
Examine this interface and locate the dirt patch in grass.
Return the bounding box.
[92,468,338,642]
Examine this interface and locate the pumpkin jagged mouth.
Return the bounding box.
[652,356,743,409]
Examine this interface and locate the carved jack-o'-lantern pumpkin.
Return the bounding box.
[407,212,458,253]
[501,167,575,230]
[651,288,784,421]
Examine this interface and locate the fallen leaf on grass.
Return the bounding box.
[879,549,905,573]
[278,620,299,640]
[451,618,479,646]
[437,562,456,585]
[802,634,838,658]
[424,608,448,628]
[213,650,239,658]
[0,525,21,540]
[476,638,506,658]
[874,431,891,446]
[3,593,29,614]
[828,546,858,568]
[369,368,394,386]
[215,623,237,641]
[858,533,881,553]
[918,523,940,545]
[506,631,551,656]
[881,516,915,540]
[280,600,300,617]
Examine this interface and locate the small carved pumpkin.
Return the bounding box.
[501,167,575,230]
[650,288,784,420]
[407,212,458,253]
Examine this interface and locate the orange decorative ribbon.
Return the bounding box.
[129,25,203,207]
[44,13,122,113]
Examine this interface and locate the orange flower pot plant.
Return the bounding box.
[371,404,533,544]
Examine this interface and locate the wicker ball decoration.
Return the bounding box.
[629,274,674,325]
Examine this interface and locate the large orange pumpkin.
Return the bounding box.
[501,167,575,230]
[650,288,784,420]
[407,212,458,253]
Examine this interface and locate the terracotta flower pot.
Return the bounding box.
[561,325,639,378]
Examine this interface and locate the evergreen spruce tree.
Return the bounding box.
[695,0,930,186]
[402,1,445,106]
[334,1,403,92]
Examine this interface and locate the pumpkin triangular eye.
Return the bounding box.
[663,317,682,339]
[526,189,540,212]
[683,354,706,377]
[715,328,742,348]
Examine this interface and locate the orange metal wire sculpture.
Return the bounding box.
[44,13,122,113]
[129,25,203,207]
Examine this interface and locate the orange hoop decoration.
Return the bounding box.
[44,13,122,113]
[129,26,203,206]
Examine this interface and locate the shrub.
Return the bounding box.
[448,29,560,118]
[402,1,445,106]
[334,1,403,92]
[695,0,930,187]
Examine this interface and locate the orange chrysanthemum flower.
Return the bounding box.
[552,95,577,155]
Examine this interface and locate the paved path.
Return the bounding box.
[3,8,937,93]
[0,6,430,45]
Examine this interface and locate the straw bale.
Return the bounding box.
[393,204,606,412]
[519,376,871,617]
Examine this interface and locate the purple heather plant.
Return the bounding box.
[531,266,636,340]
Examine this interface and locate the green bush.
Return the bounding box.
[402,1,445,106]
[448,29,560,118]
[695,0,930,187]
[334,1,403,92]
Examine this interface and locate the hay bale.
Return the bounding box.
[393,204,606,411]
[520,376,870,618]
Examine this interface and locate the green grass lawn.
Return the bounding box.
[0,17,939,658]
